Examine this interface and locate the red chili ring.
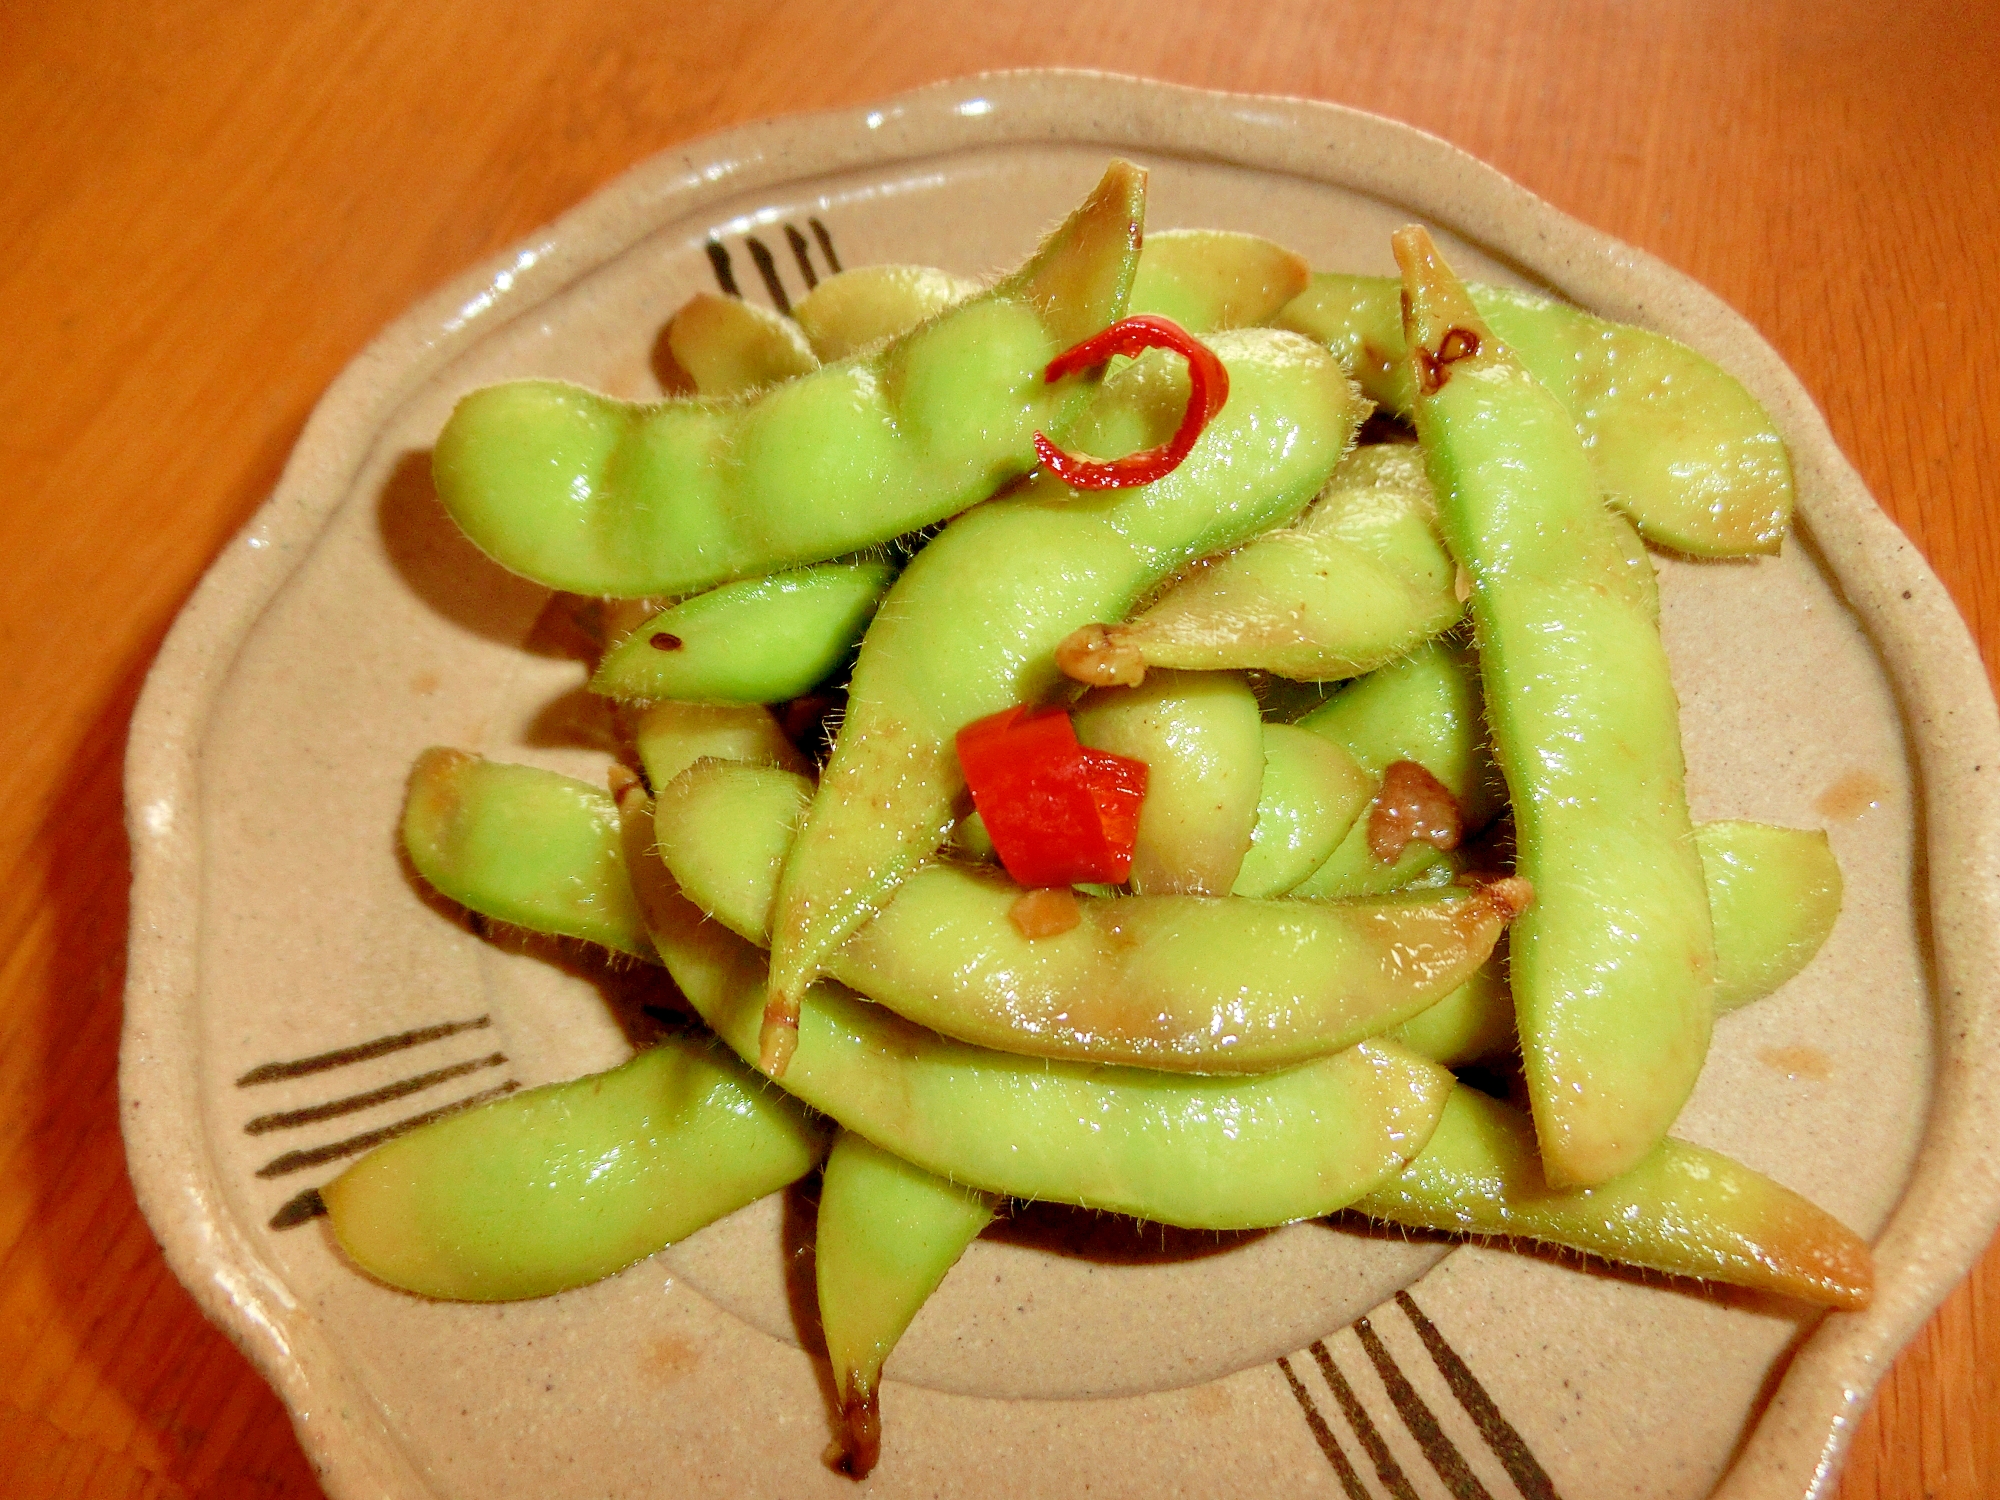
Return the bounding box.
[1031,314,1230,491]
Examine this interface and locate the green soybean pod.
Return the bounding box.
[623,790,1455,1229]
[817,1131,996,1477]
[1276,272,1415,411]
[793,264,980,362]
[630,701,809,793]
[321,1037,827,1301]
[1071,444,1463,685]
[1278,272,1793,557]
[1352,1086,1871,1308]
[1125,228,1309,332]
[792,229,1303,371]
[1698,819,1844,1010]
[401,747,654,959]
[1387,962,1516,1068]
[1392,820,1845,1067]
[656,758,806,944]
[1231,724,1373,899]
[664,292,818,397]
[765,328,1363,1063]
[1397,225,1715,1188]
[657,761,1521,1075]
[1072,669,1264,895]
[431,161,1146,598]
[591,561,895,705]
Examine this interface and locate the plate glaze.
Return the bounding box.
[120,72,2000,1499]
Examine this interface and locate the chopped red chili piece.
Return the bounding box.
[1031,314,1229,490]
[955,704,1149,887]
[1075,748,1146,854]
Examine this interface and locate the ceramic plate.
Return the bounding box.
[121,71,2000,1499]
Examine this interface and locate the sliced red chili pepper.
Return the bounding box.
[1072,748,1146,876]
[955,704,1149,888]
[1031,314,1230,490]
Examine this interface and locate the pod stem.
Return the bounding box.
[833,1378,882,1480]
[1055,621,1147,687]
[758,990,802,1077]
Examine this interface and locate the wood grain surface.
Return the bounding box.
[5,2,1994,1495]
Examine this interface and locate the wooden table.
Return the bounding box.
[5,2,1993,1494]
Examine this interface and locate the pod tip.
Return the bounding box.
[1389,226,1487,389]
[1389,224,1439,279]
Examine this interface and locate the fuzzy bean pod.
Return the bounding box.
[431,162,1146,597]
[817,1131,995,1477]
[1397,226,1716,1187]
[1352,1086,1871,1308]
[1278,272,1793,556]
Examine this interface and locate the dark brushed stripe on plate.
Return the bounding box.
[254,1081,519,1178]
[784,224,818,289]
[744,236,790,314]
[1354,1315,1493,1500]
[706,239,740,297]
[235,1015,492,1086]
[1311,1339,1420,1500]
[1276,1355,1371,1500]
[809,218,841,274]
[1396,1292,1562,1500]
[244,1052,508,1135]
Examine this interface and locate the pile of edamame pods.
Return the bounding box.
[322,162,1870,1477]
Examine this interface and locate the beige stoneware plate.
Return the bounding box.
[121,71,2000,1500]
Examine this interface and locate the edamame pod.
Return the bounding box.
[1063,444,1463,686]
[1699,819,1843,1011]
[664,292,818,396]
[1231,724,1373,898]
[624,790,1455,1228]
[817,1131,995,1477]
[1125,228,1310,332]
[793,264,979,362]
[657,760,1525,1073]
[590,561,895,705]
[431,161,1146,597]
[1388,963,1515,1068]
[792,229,1302,369]
[402,748,654,959]
[1391,821,1845,1066]
[321,1036,826,1301]
[1290,639,1499,898]
[631,700,809,792]
[1072,669,1264,895]
[1398,226,1715,1187]
[1351,1086,1871,1308]
[765,329,1364,1067]
[1297,839,1463,903]
[1277,273,1793,557]
[657,759,807,941]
